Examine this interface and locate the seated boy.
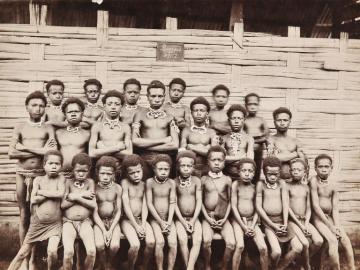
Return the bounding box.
[256,156,303,270]
[61,153,97,270]
[120,78,145,125]
[310,154,355,270]
[82,79,104,126]
[93,156,122,270]
[231,158,268,270]
[121,154,155,270]
[288,158,323,270]
[8,150,65,270]
[201,146,234,270]
[174,150,202,270]
[244,93,269,182]
[146,154,177,270]
[223,104,254,180]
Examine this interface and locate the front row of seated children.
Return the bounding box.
[8,147,355,270]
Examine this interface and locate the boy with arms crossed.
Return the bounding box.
[61,153,97,270]
[256,156,303,270]
[120,78,145,125]
[163,78,191,130]
[174,150,202,270]
[93,156,122,270]
[287,158,323,270]
[231,158,268,270]
[8,150,65,270]
[244,93,269,182]
[146,154,177,270]
[121,154,155,270]
[223,104,254,180]
[201,146,235,270]
[82,79,104,126]
[9,91,57,243]
[180,97,217,177]
[310,154,355,270]
[208,84,231,136]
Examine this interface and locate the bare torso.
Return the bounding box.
[236,182,256,218]
[262,185,283,217]
[120,106,144,125]
[45,106,65,123]
[138,110,173,139]
[176,176,200,217]
[96,184,120,219]
[125,179,145,217]
[183,127,215,164]
[149,178,174,219]
[224,132,251,158]
[288,182,309,217]
[83,103,103,123]
[316,181,334,215]
[244,116,267,149]
[209,108,229,135]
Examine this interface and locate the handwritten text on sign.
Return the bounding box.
[156,42,184,62]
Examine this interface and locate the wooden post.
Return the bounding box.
[165,17,177,30]
[229,0,244,31]
[29,2,39,25]
[233,22,243,49]
[40,5,48,26]
[97,10,109,47]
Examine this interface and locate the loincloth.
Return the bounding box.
[295,215,307,226]
[102,216,114,230]
[134,215,142,226]
[24,212,62,244]
[63,217,93,235]
[264,215,295,243]
[17,168,45,202]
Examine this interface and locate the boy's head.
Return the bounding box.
[176,150,196,178]
[25,91,47,120]
[46,80,65,106]
[273,107,292,132]
[123,78,141,105]
[314,154,333,180]
[147,80,166,109]
[227,104,247,132]
[152,154,172,181]
[207,145,226,173]
[95,156,117,184]
[71,153,91,182]
[102,90,124,118]
[83,79,102,104]
[244,93,260,115]
[169,78,186,103]
[43,150,63,177]
[211,84,230,108]
[61,97,85,125]
[263,156,281,184]
[190,97,210,124]
[237,158,256,183]
[290,158,307,182]
[122,154,143,183]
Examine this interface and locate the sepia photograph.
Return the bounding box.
[0,0,359,269]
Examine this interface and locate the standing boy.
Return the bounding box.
[208,84,231,136]
[256,156,303,270]
[61,153,97,270]
[120,78,145,125]
[231,158,268,270]
[244,93,269,182]
[82,79,103,125]
[287,158,323,270]
[93,156,122,270]
[44,79,67,128]
[174,150,202,270]
[310,154,355,270]
[121,154,155,270]
[163,78,191,130]
[201,146,235,270]
[7,150,65,270]
[9,91,57,243]
[146,154,177,270]
[180,97,217,177]
[223,104,254,180]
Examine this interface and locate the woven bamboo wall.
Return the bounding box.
[0,16,359,235]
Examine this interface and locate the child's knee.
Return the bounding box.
[313,237,323,249]
[129,242,140,254]
[271,248,281,260]
[258,245,268,257]
[202,238,212,249]
[110,243,120,254]
[86,247,96,259]
[302,238,310,250]
[96,242,106,252]
[145,239,155,250]
[64,248,74,259]
[168,239,177,250]
[178,235,188,247]
[235,242,244,253]
[155,239,165,249]
[225,240,235,251]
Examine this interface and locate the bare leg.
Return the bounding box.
[277,236,303,270]
[314,219,340,270]
[47,236,61,270]
[201,220,214,270]
[94,225,106,270]
[143,222,155,270]
[338,227,355,270]
[109,224,121,266]
[62,222,77,270]
[308,223,323,257]
[175,220,189,267]
[150,220,165,270]
[264,227,282,268]
[291,222,311,270]
[188,220,202,270]
[121,220,140,270]
[79,221,96,270]
[220,220,235,270]
[7,243,33,270]
[166,222,177,270]
[253,225,269,270]
[16,174,29,244]
[231,221,244,270]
